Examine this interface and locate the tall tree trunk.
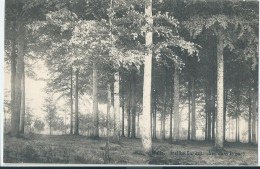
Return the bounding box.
[236,112,238,142]
[105,84,111,163]
[169,84,173,140]
[11,24,24,137]
[121,94,125,137]
[153,101,157,139]
[173,64,180,142]
[74,69,79,135]
[138,111,140,138]
[10,25,17,137]
[248,88,252,143]
[113,72,120,142]
[252,89,257,144]
[188,80,191,140]
[207,88,211,140]
[127,90,131,138]
[131,71,136,138]
[235,92,240,143]
[162,85,167,140]
[142,0,153,153]
[70,67,73,135]
[93,61,99,137]
[238,115,240,143]
[215,33,224,148]
[20,65,25,134]
[191,76,196,140]
[212,86,216,141]
[223,89,227,142]
[205,91,208,140]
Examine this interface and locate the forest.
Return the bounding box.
[3,0,259,165]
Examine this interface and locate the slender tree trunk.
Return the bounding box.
[142,0,153,153]
[153,102,157,139]
[207,88,211,140]
[4,113,7,134]
[215,33,224,148]
[236,113,238,142]
[252,89,257,144]
[212,86,216,141]
[160,112,163,138]
[205,92,208,140]
[248,88,252,143]
[151,108,153,138]
[131,71,136,138]
[162,85,167,140]
[173,64,180,142]
[93,61,99,137]
[121,94,125,137]
[10,25,17,137]
[113,72,120,142]
[20,65,25,134]
[127,90,131,138]
[223,89,227,142]
[11,24,25,137]
[188,80,191,140]
[235,92,240,143]
[238,115,240,143]
[191,76,196,140]
[70,67,73,135]
[105,84,111,163]
[169,85,173,140]
[74,69,79,135]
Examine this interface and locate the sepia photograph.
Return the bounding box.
[1,0,259,166]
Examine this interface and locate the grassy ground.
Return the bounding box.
[3,134,258,165]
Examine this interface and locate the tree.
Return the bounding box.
[43,97,58,135]
[34,119,45,133]
[74,69,79,135]
[141,0,153,153]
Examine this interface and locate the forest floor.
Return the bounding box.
[3,134,258,165]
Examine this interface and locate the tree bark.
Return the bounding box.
[10,24,17,137]
[211,86,216,141]
[19,65,25,134]
[173,64,180,142]
[74,69,79,135]
[248,88,252,143]
[162,85,167,140]
[131,71,136,138]
[70,67,73,135]
[238,115,240,143]
[188,80,191,140]
[169,84,173,140]
[113,72,120,142]
[191,76,196,140]
[215,33,224,148]
[223,88,227,142]
[207,88,211,140]
[121,94,125,137]
[142,0,153,153]
[127,89,131,138]
[205,90,208,140]
[252,89,257,144]
[153,101,157,139]
[11,24,25,137]
[93,61,99,137]
[105,84,111,163]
